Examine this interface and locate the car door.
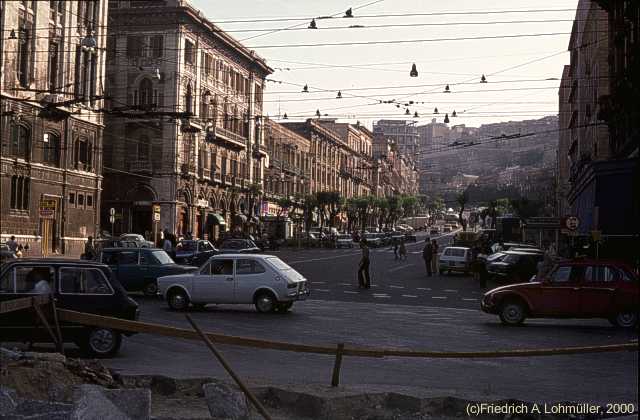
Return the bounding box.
[100,250,120,280]
[534,265,582,316]
[579,265,617,317]
[234,258,268,303]
[192,258,235,303]
[115,250,140,291]
[0,264,55,342]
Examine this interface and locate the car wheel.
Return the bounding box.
[611,312,638,328]
[143,281,158,296]
[82,328,122,358]
[168,289,190,311]
[499,301,526,326]
[255,292,276,313]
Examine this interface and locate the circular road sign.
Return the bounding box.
[565,216,579,231]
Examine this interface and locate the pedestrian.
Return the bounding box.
[422,238,433,277]
[162,233,173,255]
[358,239,371,289]
[430,239,439,274]
[399,240,407,261]
[83,236,96,260]
[393,240,399,260]
[6,235,18,252]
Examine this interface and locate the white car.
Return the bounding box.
[439,246,472,275]
[157,254,310,313]
[335,234,354,248]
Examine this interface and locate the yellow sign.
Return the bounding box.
[591,230,602,241]
[39,199,57,219]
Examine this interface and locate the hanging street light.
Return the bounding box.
[336,90,342,99]
[344,8,353,17]
[308,19,317,29]
[444,84,450,93]
[283,113,288,119]
[302,84,309,93]
[414,111,419,118]
[316,109,321,117]
[452,110,457,117]
[433,107,439,114]
[481,74,487,83]
[9,29,17,39]
[410,63,418,77]
[444,113,450,123]
[405,109,411,115]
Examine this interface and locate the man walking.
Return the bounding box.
[358,239,371,289]
[430,239,439,274]
[422,238,433,277]
[83,236,96,260]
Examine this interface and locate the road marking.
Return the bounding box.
[431,296,447,299]
[443,289,458,293]
[462,298,478,301]
[314,289,330,292]
[402,294,418,298]
[339,283,352,286]
[387,264,414,273]
[388,285,405,289]
[343,291,358,294]
[372,294,391,298]
[288,252,360,265]
[311,281,326,284]
[416,287,431,291]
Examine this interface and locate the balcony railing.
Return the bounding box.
[206,126,247,149]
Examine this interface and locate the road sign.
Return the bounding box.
[109,215,115,224]
[154,212,160,222]
[564,216,579,231]
[153,204,161,214]
[109,207,116,216]
[39,199,57,219]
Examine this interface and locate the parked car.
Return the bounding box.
[481,259,639,328]
[487,251,544,283]
[94,238,140,253]
[429,227,440,235]
[174,240,219,266]
[158,254,310,313]
[98,248,197,295]
[0,258,139,357]
[218,239,261,254]
[363,233,382,247]
[335,234,354,249]
[490,242,538,254]
[119,234,154,248]
[439,246,472,275]
[442,226,452,233]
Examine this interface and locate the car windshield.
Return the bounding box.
[266,257,292,271]
[152,250,174,265]
[176,241,197,251]
[503,254,522,264]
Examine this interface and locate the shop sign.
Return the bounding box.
[196,199,209,208]
[39,199,57,219]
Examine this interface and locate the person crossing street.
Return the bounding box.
[422,238,433,277]
[358,239,371,289]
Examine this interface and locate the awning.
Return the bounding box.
[234,214,248,225]
[207,213,226,226]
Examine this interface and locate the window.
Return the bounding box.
[42,133,60,166]
[138,135,150,161]
[10,124,30,160]
[48,38,60,92]
[585,266,620,283]
[184,39,195,65]
[236,259,266,275]
[550,266,573,283]
[127,35,143,58]
[74,137,93,171]
[211,259,233,275]
[266,257,292,271]
[59,268,113,295]
[151,250,174,265]
[184,83,193,114]
[86,194,93,208]
[14,266,54,294]
[150,35,163,58]
[118,251,139,265]
[78,194,85,207]
[17,16,33,87]
[10,176,30,211]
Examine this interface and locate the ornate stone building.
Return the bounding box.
[1,0,107,256]
[102,0,271,241]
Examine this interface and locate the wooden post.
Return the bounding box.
[50,297,64,355]
[32,298,62,353]
[185,315,273,420]
[331,343,345,387]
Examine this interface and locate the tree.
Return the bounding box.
[326,191,344,230]
[386,195,403,227]
[301,194,318,247]
[401,195,418,218]
[456,191,469,231]
[374,197,389,230]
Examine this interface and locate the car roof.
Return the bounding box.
[444,246,470,250]
[503,250,542,255]
[101,247,162,251]
[3,258,109,267]
[212,253,272,259]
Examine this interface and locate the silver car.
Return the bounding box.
[157,254,309,313]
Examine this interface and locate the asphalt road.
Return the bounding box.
[101,231,638,405]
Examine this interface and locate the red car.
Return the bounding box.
[481,260,639,328]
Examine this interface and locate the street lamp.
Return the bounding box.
[410,63,418,77]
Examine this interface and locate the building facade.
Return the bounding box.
[557,65,572,217]
[1,0,107,256]
[102,0,272,242]
[372,120,419,156]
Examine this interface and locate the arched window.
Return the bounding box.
[138,135,150,161]
[184,82,193,114]
[139,78,153,108]
[43,132,60,167]
[10,123,30,160]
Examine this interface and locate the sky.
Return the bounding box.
[190,0,578,129]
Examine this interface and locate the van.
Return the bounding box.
[439,246,472,275]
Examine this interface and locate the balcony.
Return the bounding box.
[128,160,152,174]
[198,166,211,180]
[206,126,247,149]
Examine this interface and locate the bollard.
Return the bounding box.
[331,343,345,387]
